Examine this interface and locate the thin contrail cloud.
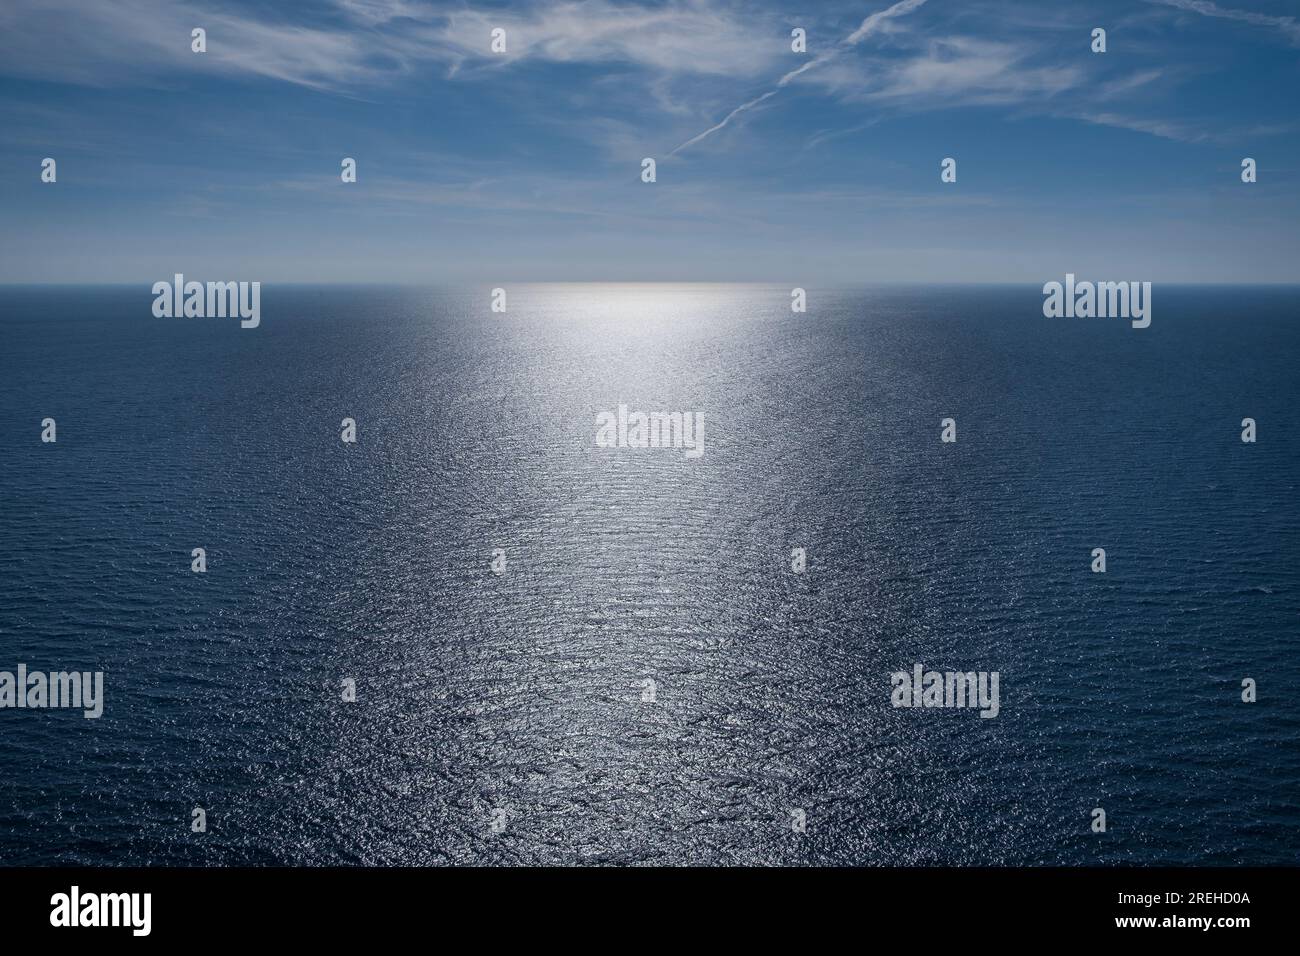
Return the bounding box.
[669,0,929,156]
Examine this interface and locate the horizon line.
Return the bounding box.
[4,280,1300,288]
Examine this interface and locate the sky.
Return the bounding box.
[0,0,1297,283]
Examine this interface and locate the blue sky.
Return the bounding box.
[1,0,1297,283]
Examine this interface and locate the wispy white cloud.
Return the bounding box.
[677,24,1094,157]
[0,0,1288,171]
[803,119,883,151]
[436,0,782,78]
[1076,109,1297,145]
[670,0,930,155]
[0,0,784,91]
[1095,68,1168,100]
[0,0,393,90]
[1071,111,1210,143]
[333,0,426,25]
[842,36,1082,104]
[1145,0,1300,44]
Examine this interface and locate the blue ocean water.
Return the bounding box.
[0,283,1296,866]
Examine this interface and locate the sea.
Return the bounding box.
[0,283,1296,865]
